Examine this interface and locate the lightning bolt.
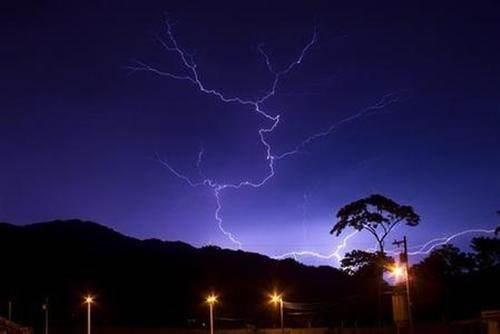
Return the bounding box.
[406,228,496,255]
[130,20,400,255]
[273,230,359,263]
[131,21,497,265]
[364,228,497,257]
[274,228,496,265]
[275,92,401,160]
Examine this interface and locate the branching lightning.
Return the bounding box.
[131,20,315,248]
[131,20,494,266]
[130,20,400,252]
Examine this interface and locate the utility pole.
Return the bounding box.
[270,293,285,334]
[280,298,284,334]
[42,298,49,334]
[393,236,413,332]
[84,296,93,334]
[205,294,217,334]
[209,302,214,334]
[87,301,91,334]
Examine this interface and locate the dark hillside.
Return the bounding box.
[0,220,358,329]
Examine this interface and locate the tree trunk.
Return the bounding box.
[377,243,385,332]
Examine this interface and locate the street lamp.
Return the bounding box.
[84,295,94,334]
[389,263,406,283]
[389,262,412,332]
[8,301,12,321]
[393,236,413,332]
[42,298,49,334]
[205,294,218,334]
[270,292,284,334]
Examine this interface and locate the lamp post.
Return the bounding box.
[42,298,49,334]
[206,294,218,334]
[393,236,413,332]
[8,301,12,321]
[270,293,284,334]
[84,296,94,334]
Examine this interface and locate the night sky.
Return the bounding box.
[2,1,499,265]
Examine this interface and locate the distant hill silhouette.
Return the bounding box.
[0,220,371,329]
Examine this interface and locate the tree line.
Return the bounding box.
[330,194,500,322]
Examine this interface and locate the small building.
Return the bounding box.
[482,310,500,334]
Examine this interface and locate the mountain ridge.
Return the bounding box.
[0,219,361,328]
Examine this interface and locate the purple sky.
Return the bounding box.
[1,1,499,265]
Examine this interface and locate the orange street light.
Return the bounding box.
[206,294,218,305]
[205,294,218,334]
[269,292,284,334]
[391,264,405,281]
[83,295,94,334]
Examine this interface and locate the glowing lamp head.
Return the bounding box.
[270,292,282,305]
[84,296,94,304]
[389,264,406,282]
[206,294,218,305]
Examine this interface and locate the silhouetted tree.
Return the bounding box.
[412,245,471,320]
[331,195,419,326]
[331,194,420,254]
[414,244,473,277]
[341,249,393,276]
[412,242,500,320]
[471,236,500,270]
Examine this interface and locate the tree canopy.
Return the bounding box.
[341,249,393,276]
[413,244,474,277]
[471,236,500,269]
[331,194,420,253]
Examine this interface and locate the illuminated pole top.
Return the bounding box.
[206,294,218,305]
[270,292,283,304]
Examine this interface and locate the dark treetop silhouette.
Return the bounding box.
[331,194,420,254]
[340,249,393,276]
